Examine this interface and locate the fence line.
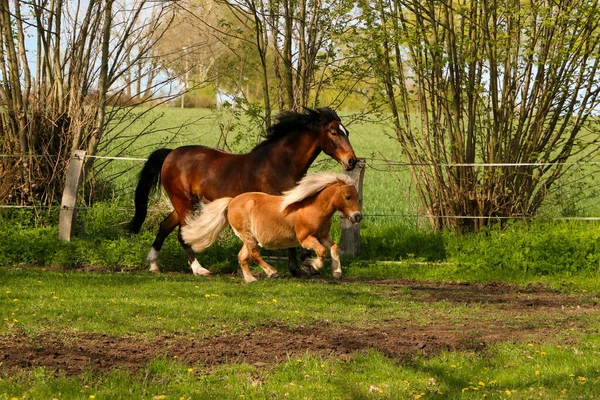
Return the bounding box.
[4,152,600,167]
[4,152,600,244]
[4,204,600,222]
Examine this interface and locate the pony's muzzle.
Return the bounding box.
[349,212,362,224]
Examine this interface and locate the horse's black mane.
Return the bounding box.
[253,107,341,150]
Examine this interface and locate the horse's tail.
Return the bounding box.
[125,148,173,233]
[181,197,233,253]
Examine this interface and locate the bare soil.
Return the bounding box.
[1,280,597,377]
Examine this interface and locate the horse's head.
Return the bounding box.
[333,180,362,224]
[319,118,358,171]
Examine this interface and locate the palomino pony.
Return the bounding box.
[126,108,357,277]
[181,172,362,283]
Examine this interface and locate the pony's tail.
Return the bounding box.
[181,197,233,253]
[125,148,173,233]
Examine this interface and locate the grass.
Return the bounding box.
[3,347,600,399]
[3,107,600,398]
[1,266,600,399]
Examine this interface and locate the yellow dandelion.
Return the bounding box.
[478,381,486,387]
[527,343,534,347]
[296,359,303,363]
[188,368,194,373]
[205,294,211,298]
[505,389,512,396]
[535,370,540,376]
[90,396,96,399]
[272,299,278,303]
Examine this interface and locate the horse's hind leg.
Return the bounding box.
[177,228,210,276]
[147,211,180,272]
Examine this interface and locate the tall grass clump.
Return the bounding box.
[447,220,600,277]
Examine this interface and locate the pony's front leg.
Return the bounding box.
[322,236,342,279]
[299,236,328,274]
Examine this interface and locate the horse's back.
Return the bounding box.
[161,145,248,201]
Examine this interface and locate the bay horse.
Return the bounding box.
[180,172,362,283]
[126,108,357,276]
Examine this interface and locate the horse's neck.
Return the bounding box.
[258,131,321,181]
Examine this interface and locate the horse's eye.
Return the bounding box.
[331,131,338,136]
[345,194,351,200]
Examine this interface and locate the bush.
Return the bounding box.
[447,221,600,276]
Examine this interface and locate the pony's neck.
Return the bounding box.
[311,184,340,218]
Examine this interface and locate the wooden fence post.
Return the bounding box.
[340,158,365,256]
[58,150,87,241]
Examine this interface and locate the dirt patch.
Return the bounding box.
[1,280,597,377]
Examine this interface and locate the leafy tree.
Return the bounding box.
[355,0,600,230]
[0,0,181,205]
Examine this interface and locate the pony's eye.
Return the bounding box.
[345,194,351,200]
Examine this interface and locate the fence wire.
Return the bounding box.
[3,153,600,221]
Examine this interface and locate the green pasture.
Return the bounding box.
[3,107,600,398]
[1,267,600,399]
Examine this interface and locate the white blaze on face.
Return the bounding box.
[339,124,348,137]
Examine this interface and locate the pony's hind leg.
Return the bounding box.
[247,246,279,279]
[177,229,210,276]
[147,211,180,272]
[238,244,258,283]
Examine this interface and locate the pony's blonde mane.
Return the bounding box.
[279,172,355,212]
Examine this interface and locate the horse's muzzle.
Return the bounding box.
[350,212,362,224]
[345,157,357,171]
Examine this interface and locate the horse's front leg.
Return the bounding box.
[299,236,328,274]
[321,236,342,279]
[287,248,310,277]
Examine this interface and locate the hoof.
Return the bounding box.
[244,277,258,283]
[268,272,279,279]
[149,268,160,274]
[194,270,211,277]
[301,262,320,276]
[332,271,342,279]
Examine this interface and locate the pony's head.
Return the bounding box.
[280,172,362,224]
[332,179,362,224]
